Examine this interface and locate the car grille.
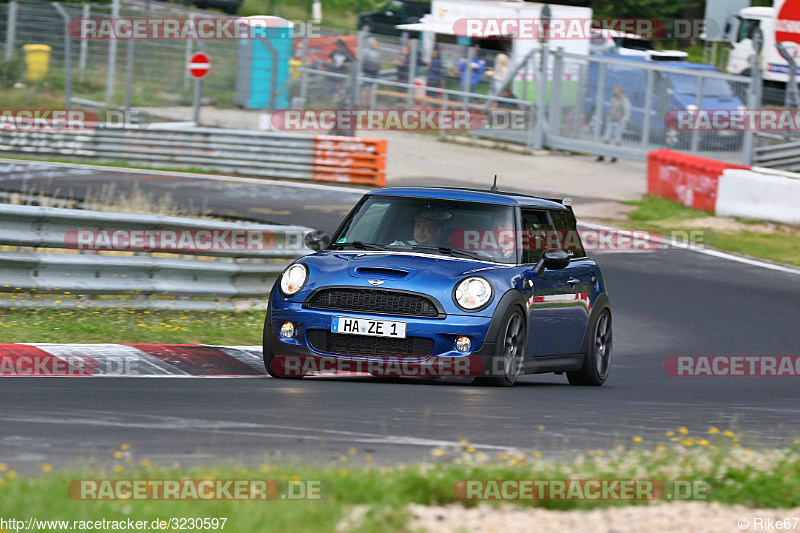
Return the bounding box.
[306,288,442,318]
[306,330,435,357]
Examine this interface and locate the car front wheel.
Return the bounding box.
[567,309,612,386]
[475,307,526,387]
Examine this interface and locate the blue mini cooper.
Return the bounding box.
[263,187,612,387]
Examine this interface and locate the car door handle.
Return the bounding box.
[567,277,580,287]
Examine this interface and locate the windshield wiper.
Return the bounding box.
[331,241,389,251]
[410,245,486,260]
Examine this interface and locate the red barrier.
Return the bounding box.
[647,150,749,212]
[312,135,387,186]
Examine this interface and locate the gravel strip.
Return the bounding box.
[405,502,800,532]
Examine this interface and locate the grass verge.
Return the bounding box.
[1,433,799,532]
[0,307,264,345]
[614,196,800,267]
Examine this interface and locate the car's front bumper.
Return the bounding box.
[265,302,497,377]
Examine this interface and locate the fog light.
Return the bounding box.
[280,321,295,338]
[455,336,471,352]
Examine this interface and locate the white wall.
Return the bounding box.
[716,168,800,225]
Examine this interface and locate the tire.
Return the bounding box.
[474,307,526,387]
[262,315,304,379]
[567,309,612,386]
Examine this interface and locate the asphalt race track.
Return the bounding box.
[1,161,799,470]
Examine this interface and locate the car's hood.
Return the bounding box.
[294,250,513,315]
[305,250,505,282]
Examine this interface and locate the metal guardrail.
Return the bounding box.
[753,140,800,171]
[0,203,312,304]
[0,126,387,186]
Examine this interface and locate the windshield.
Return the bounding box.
[667,73,735,98]
[330,195,518,264]
[615,38,654,51]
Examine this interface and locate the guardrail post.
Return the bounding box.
[742,53,761,166]
[297,22,310,108]
[407,38,418,109]
[124,39,134,111]
[462,45,474,108]
[532,45,547,150]
[5,1,17,62]
[105,0,120,104]
[592,62,606,142]
[640,68,653,150]
[439,92,448,140]
[547,47,564,141]
[78,3,89,81]
[351,26,367,108]
[52,2,72,110]
[690,76,703,154]
[525,103,536,150]
[184,13,195,92]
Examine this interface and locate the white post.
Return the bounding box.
[78,3,89,80]
[105,0,120,103]
[184,13,195,91]
[5,1,17,62]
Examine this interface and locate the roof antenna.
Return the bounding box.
[490,174,498,192]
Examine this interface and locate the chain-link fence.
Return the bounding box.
[0,1,765,164]
[1,0,239,108]
[297,26,756,164]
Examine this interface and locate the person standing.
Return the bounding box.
[396,44,411,83]
[597,85,631,163]
[361,38,381,105]
[492,53,509,95]
[425,48,444,98]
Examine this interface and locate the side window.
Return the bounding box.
[549,209,587,258]
[737,18,759,43]
[520,209,554,264]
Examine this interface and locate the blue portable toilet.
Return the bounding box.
[234,16,293,110]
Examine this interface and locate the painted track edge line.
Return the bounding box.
[579,221,800,275]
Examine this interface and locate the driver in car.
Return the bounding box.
[391,207,451,247]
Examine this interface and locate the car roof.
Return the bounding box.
[367,187,568,209]
[595,54,720,72]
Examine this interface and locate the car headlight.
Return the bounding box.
[453,276,493,311]
[279,263,308,297]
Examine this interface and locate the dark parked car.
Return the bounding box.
[357,0,430,36]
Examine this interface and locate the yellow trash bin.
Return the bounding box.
[22,44,52,81]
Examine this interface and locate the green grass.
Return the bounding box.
[239,0,364,29]
[0,307,264,344]
[617,196,800,267]
[1,434,800,532]
[0,154,229,177]
[624,195,712,221]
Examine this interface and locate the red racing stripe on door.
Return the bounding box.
[123,344,264,376]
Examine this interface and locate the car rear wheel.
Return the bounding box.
[475,307,526,387]
[567,309,612,386]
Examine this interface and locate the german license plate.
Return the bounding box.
[331,316,407,339]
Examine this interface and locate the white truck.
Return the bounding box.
[726,0,800,86]
[397,0,592,72]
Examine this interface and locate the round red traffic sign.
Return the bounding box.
[188,52,210,79]
[776,0,800,45]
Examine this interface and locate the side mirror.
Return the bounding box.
[535,248,570,275]
[304,230,331,251]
